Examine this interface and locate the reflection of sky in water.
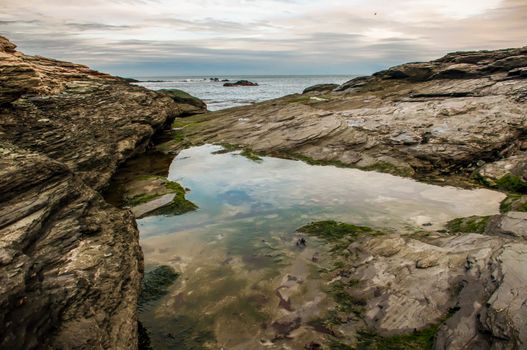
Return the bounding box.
[138,144,505,238]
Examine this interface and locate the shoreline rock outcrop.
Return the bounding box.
[173,46,527,187]
[159,46,527,349]
[0,36,199,349]
[158,89,207,116]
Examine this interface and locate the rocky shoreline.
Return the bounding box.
[1,34,527,350]
[153,46,527,349]
[168,46,527,189]
[0,36,201,349]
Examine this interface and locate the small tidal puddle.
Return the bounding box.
[138,145,503,349]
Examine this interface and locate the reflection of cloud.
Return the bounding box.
[219,190,253,206]
[0,0,524,74]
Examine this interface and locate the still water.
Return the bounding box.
[138,145,504,349]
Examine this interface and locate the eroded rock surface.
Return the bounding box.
[300,221,527,350]
[0,36,193,349]
[159,47,527,349]
[174,46,527,184]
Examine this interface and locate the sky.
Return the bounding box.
[0,0,525,76]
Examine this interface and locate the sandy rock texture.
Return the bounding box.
[0,36,198,349]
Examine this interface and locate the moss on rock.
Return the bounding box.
[355,326,438,350]
[446,215,490,234]
[298,220,373,241]
[124,176,197,216]
[495,174,527,193]
[139,265,179,307]
[500,193,527,213]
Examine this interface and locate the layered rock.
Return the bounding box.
[173,46,527,185]
[158,89,207,116]
[350,233,527,349]
[295,219,527,350]
[0,36,194,349]
[164,46,527,349]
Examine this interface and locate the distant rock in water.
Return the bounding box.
[302,83,339,94]
[223,80,259,87]
[159,88,207,116]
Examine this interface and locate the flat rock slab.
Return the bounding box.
[132,193,176,218]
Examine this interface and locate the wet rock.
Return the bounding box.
[373,63,435,81]
[479,243,527,348]
[308,218,527,350]
[508,67,527,77]
[0,145,143,350]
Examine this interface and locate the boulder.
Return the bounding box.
[159,89,207,116]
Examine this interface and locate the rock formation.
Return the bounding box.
[302,83,339,94]
[158,89,207,116]
[163,46,527,349]
[0,36,202,349]
[173,46,527,188]
[223,80,259,87]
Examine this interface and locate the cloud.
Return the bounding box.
[0,0,525,75]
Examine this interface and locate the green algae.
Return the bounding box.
[213,143,263,162]
[127,193,162,206]
[446,215,490,234]
[355,325,438,350]
[298,220,373,241]
[139,265,179,308]
[474,173,527,194]
[328,280,366,315]
[126,176,198,216]
[495,174,527,193]
[500,193,527,213]
[240,149,263,162]
[361,161,415,178]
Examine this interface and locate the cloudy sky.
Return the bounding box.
[0,0,525,76]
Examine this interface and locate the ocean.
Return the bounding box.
[134,75,353,111]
